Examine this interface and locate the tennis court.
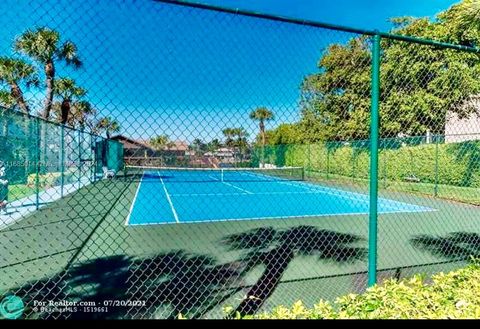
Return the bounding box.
[126,167,433,225]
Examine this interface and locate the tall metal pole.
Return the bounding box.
[35,119,41,210]
[368,33,381,287]
[434,136,439,197]
[60,125,65,198]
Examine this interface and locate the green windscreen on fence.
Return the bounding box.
[95,139,124,175]
[0,108,114,206]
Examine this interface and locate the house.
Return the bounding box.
[213,147,235,164]
[443,96,480,143]
[110,135,189,166]
[110,135,157,159]
[162,140,189,157]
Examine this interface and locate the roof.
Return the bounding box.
[110,135,188,152]
[110,135,153,150]
[163,140,189,152]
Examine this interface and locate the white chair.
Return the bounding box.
[102,166,116,179]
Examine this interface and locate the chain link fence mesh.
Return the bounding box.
[0,0,479,320]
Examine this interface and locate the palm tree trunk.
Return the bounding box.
[260,120,265,167]
[43,60,55,119]
[10,82,30,114]
[39,60,55,174]
[61,99,70,125]
[232,244,294,317]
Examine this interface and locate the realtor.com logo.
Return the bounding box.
[0,295,24,320]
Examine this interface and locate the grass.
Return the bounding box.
[8,184,36,201]
[306,170,480,206]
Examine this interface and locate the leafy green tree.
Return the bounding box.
[15,27,82,119]
[299,1,480,142]
[264,123,302,146]
[53,77,86,125]
[0,57,38,114]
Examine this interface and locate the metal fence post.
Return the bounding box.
[35,118,41,210]
[78,129,82,189]
[60,124,65,198]
[434,135,439,197]
[368,33,381,287]
[326,143,330,179]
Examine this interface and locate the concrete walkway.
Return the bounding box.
[0,178,92,230]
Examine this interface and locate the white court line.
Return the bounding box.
[208,174,220,181]
[159,172,180,224]
[221,181,253,194]
[208,174,253,194]
[241,171,433,212]
[127,207,438,227]
[124,171,145,226]
[171,190,336,197]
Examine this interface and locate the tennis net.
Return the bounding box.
[124,166,305,183]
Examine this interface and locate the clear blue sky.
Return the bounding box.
[0,0,459,142]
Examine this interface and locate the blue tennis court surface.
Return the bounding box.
[126,168,433,225]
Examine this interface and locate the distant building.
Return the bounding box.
[213,147,235,164]
[162,140,189,157]
[110,135,156,159]
[111,135,189,166]
[445,110,480,143]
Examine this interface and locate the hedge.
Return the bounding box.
[255,139,480,188]
[247,263,480,319]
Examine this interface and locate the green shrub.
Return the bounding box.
[250,263,480,319]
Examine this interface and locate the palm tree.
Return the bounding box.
[71,100,96,130]
[0,90,15,108]
[95,116,120,139]
[222,226,366,316]
[249,107,274,166]
[53,99,96,130]
[53,78,86,125]
[222,128,236,148]
[0,91,15,136]
[15,27,82,119]
[150,135,170,151]
[232,127,249,163]
[206,139,221,152]
[191,138,206,154]
[0,57,39,114]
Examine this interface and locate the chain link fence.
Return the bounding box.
[1,0,480,320]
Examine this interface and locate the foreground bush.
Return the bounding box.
[250,264,480,319]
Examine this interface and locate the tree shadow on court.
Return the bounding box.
[411,232,480,260]
[221,225,367,317]
[9,251,245,319]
